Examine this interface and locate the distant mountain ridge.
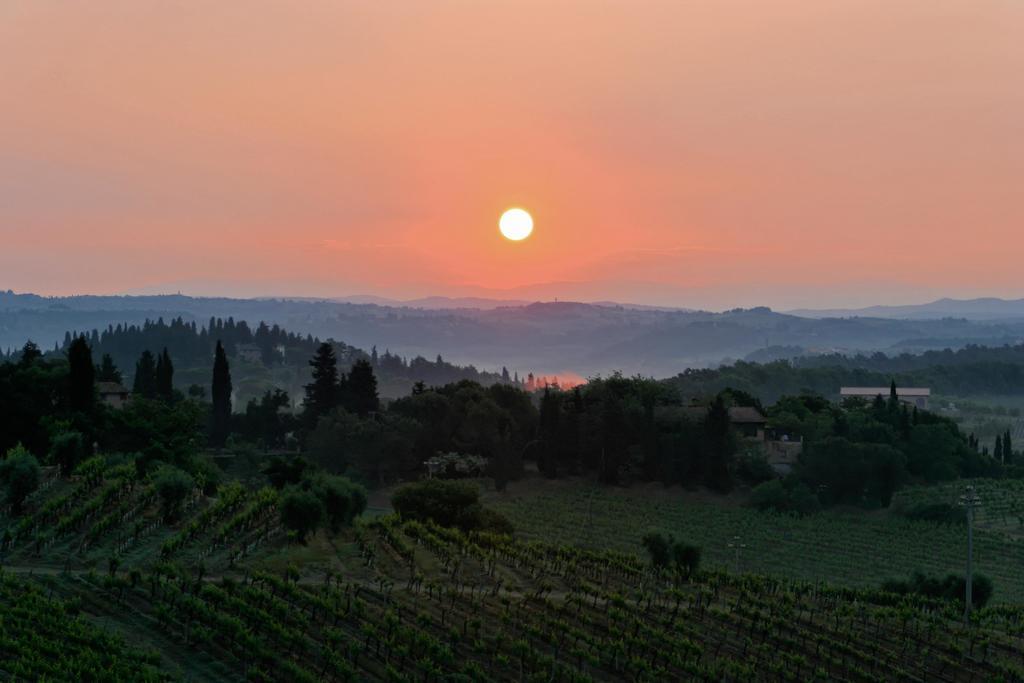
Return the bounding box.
[788,297,1024,321]
[4,290,1024,378]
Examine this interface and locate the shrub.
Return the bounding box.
[392,479,480,529]
[642,532,672,568]
[750,479,820,515]
[0,445,41,515]
[280,486,324,543]
[477,507,515,535]
[881,570,994,610]
[642,531,700,577]
[392,479,513,533]
[153,465,194,522]
[310,474,368,533]
[263,455,310,490]
[48,431,86,475]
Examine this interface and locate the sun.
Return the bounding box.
[499,208,533,241]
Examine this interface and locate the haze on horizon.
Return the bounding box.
[2,1,1023,310]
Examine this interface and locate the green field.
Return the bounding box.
[484,477,1024,604]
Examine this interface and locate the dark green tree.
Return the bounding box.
[887,379,900,412]
[994,434,1003,463]
[18,341,42,366]
[67,335,95,413]
[132,350,158,399]
[49,430,86,474]
[210,341,232,448]
[537,387,562,477]
[303,342,339,427]
[280,486,324,543]
[1004,429,1013,464]
[704,396,735,492]
[0,445,41,515]
[345,358,379,417]
[263,455,309,490]
[242,389,293,449]
[310,474,367,533]
[155,347,174,400]
[154,465,194,522]
[97,353,122,383]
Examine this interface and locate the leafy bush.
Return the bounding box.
[153,465,194,522]
[750,479,820,515]
[392,479,513,534]
[263,455,309,490]
[0,445,41,515]
[280,486,324,543]
[392,480,480,528]
[310,474,367,533]
[642,531,701,577]
[48,430,86,474]
[478,507,515,535]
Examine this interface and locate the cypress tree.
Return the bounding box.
[994,434,1003,463]
[887,380,899,412]
[156,347,174,400]
[19,341,41,366]
[211,341,232,448]
[97,354,122,383]
[304,342,339,426]
[67,335,95,413]
[1004,429,1013,464]
[133,350,157,399]
[704,396,735,493]
[538,387,562,477]
[345,359,379,417]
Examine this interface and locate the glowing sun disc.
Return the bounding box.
[499,208,533,241]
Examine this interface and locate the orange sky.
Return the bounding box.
[2,1,1023,309]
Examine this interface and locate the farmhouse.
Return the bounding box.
[679,405,768,440]
[97,381,130,409]
[234,343,263,363]
[840,386,930,409]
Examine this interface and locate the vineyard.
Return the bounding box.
[483,478,1024,603]
[6,515,1024,681]
[1,457,283,575]
[4,460,1024,680]
[892,479,1024,536]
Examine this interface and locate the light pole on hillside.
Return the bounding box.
[959,485,981,622]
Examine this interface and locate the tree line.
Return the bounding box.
[668,351,1024,403]
[2,330,1012,522]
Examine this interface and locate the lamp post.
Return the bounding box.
[959,485,982,622]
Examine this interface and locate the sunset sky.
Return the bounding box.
[2,1,1022,309]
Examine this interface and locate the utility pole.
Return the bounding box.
[728,535,746,574]
[959,485,981,622]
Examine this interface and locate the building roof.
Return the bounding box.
[728,406,768,424]
[96,381,129,394]
[840,387,930,397]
